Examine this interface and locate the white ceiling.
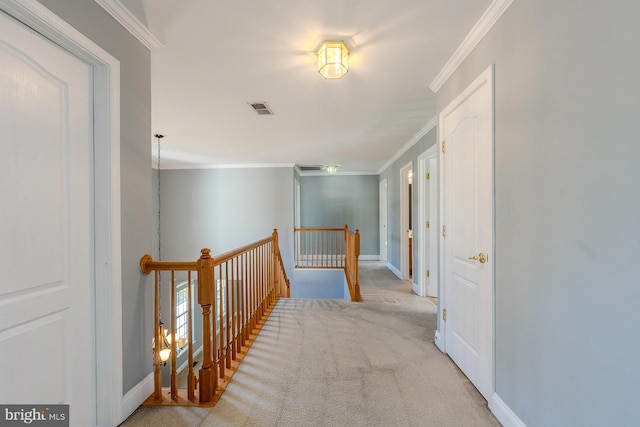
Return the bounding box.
[123,0,493,173]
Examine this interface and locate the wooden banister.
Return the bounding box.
[139,230,289,407]
[294,226,361,302]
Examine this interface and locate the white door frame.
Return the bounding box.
[416,145,438,297]
[436,65,494,398]
[379,179,387,262]
[0,0,123,424]
[400,161,413,281]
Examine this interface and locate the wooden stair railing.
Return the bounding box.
[294,225,361,302]
[139,229,289,406]
[345,227,362,302]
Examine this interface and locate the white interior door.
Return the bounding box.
[427,157,438,297]
[0,11,94,424]
[441,66,494,401]
[379,179,387,262]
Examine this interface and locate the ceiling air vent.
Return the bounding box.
[248,102,274,115]
[298,165,324,171]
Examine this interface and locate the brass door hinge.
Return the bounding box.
[443,309,447,321]
[426,173,430,180]
[426,270,430,278]
[442,225,446,237]
[426,221,430,229]
[442,141,446,153]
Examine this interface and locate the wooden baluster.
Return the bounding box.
[153,270,162,400]
[225,261,232,368]
[218,264,225,379]
[197,248,216,403]
[243,252,250,342]
[231,257,237,357]
[170,271,177,401]
[272,230,278,299]
[187,271,195,400]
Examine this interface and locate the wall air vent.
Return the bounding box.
[248,102,274,115]
[298,165,324,171]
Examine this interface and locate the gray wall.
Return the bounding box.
[379,128,438,283]
[300,175,379,256]
[160,168,294,272]
[35,0,154,395]
[435,1,640,426]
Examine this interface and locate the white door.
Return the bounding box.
[0,11,95,425]
[379,179,387,262]
[441,66,493,400]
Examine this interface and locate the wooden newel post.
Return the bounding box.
[197,248,217,403]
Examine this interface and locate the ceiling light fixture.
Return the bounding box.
[317,41,350,79]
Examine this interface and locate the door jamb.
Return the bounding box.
[379,179,387,262]
[417,145,438,297]
[400,161,413,281]
[0,0,123,424]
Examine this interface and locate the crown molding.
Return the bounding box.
[156,162,296,171]
[377,116,437,175]
[298,171,379,177]
[94,0,163,51]
[429,0,514,93]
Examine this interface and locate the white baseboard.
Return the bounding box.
[359,255,379,261]
[387,262,402,279]
[434,330,445,352]
[490,393,527,427]
[411,282,420,295]
[176,345,203,374]
[121,372,154,423]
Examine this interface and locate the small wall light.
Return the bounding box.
[317,41,350,79]
[326,165,338,175]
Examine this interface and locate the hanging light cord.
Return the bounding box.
[155,134,163,262]
[155,134,164,321]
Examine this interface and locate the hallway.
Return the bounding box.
[122,262,499,426]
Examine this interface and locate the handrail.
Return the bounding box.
[294,225,361,302]
[139,229,289,406]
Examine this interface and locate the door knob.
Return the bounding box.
[468,253,487,263]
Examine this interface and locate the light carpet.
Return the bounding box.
[121,262,500,427]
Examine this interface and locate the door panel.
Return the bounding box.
[442,67,493,400]
[0,11,94,424]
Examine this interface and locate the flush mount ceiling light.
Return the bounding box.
[317,41,350,79]
[326,165,338,175]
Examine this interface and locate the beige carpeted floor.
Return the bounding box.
[121,262,500,427]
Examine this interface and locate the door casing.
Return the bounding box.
[0,0,123,424]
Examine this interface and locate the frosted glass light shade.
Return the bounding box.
[317,41,350,79]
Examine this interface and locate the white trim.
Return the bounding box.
[379,178,388,263]
[387,262,402,279]
[416,145,438,298]
[297,170,379,176]
[176,345,203,375]
[429,0,514,93]
[94,0,163,50]
[400,161,413,281]
[359,255,379,261]
[434,330,444,352]
[121,373,154,422]
[490,393,528,427]
[377,116,437,174]
[0,1,123,425]
[158,162,296,171]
